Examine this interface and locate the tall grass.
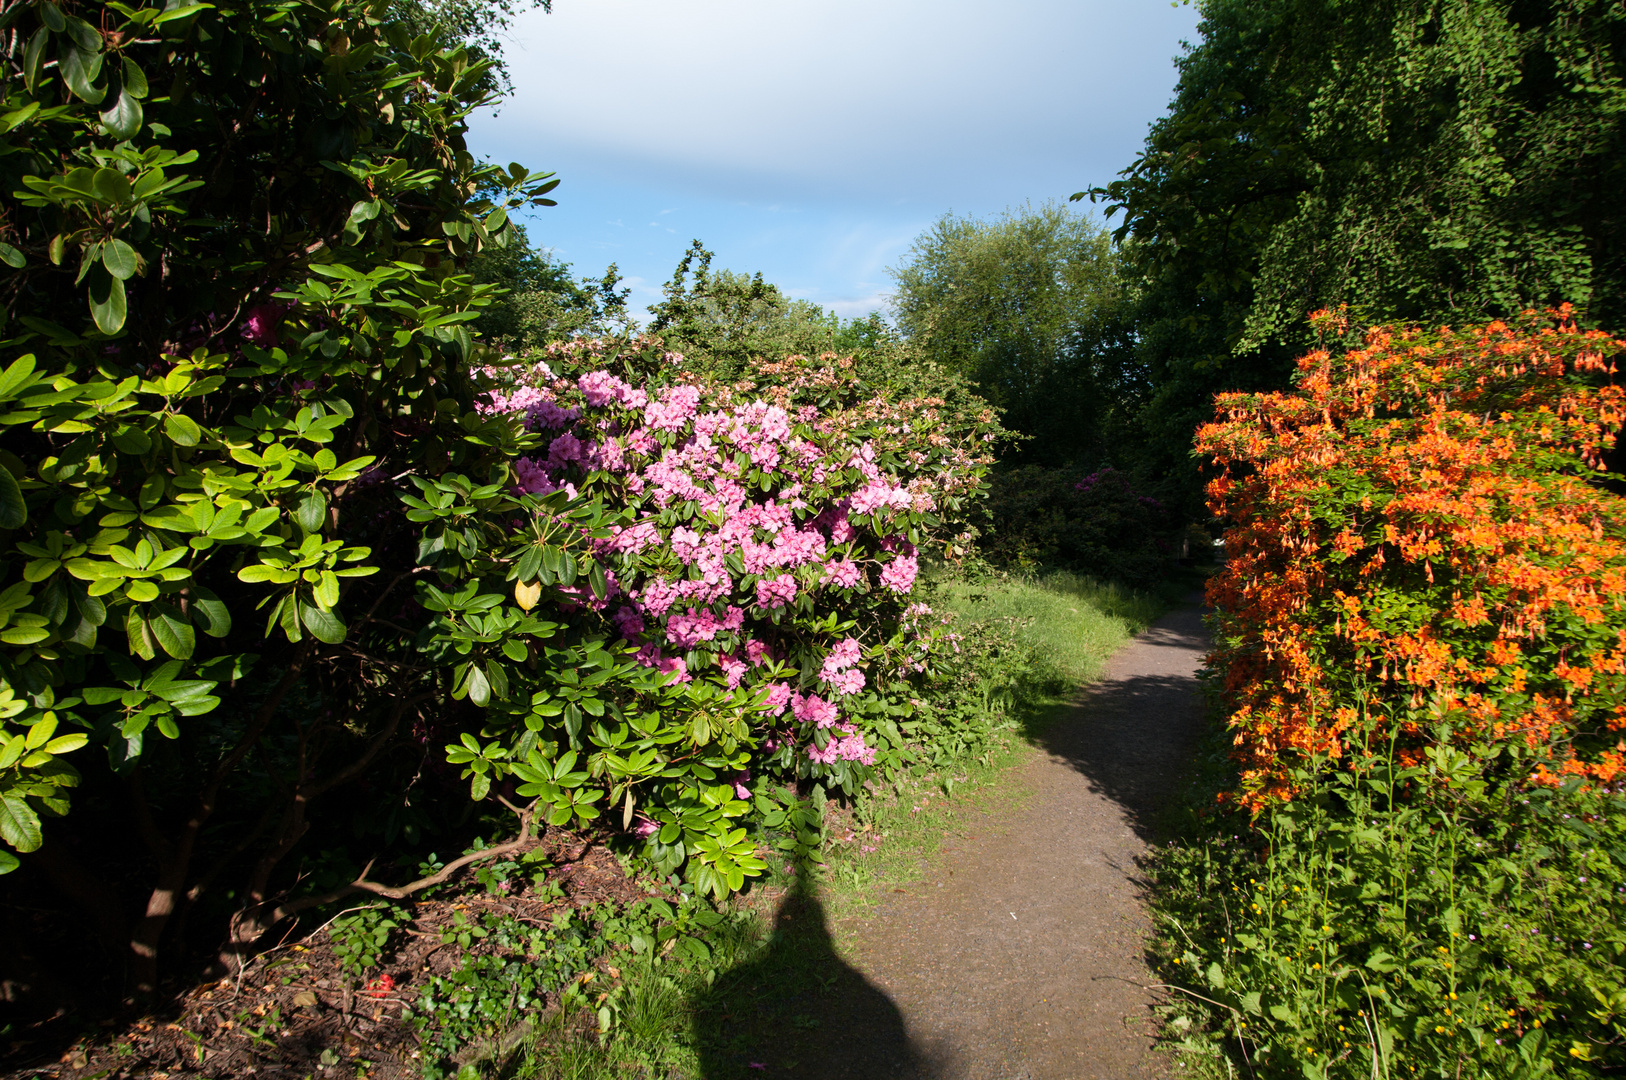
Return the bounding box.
[938,568,1165,686]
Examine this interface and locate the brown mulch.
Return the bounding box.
[2,829,658,1080]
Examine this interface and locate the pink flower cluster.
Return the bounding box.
[479,341,969,778]
[807,726,876,766]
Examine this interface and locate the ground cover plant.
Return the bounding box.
[1150,309,1626,1078]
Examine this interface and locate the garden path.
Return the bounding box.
[826,600,1210,1079]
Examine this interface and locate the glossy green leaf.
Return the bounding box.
[162,412,201,445]
[99,87,143,140]
[0,795,43,853]
[188,586,231,637]
[121,56,149,98]
[299,603,346,643]
[148,607,195,658]
[0,466,25,530]
[22,28,46,93]
[88,271,126,334]
[0,243,23,269]
[100,238,138,280]
[294,490,328,533]
[60,46,106,104]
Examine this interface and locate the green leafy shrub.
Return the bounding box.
[1154,732,1626,1079]
[979,464,1175,584]
[0,0,582,990]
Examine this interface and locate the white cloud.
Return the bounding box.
[480,0,1199,204]
[471,0,1200,323]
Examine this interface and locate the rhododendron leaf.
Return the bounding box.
[88,271,126,334]
[163,413,201,446]
[0,794,42,853]
[463,663,490,707]
[587,560,607,602]
[148,607,194,659]
[0,466,26,530]
[294,491,328,534]
[268,598,299,643]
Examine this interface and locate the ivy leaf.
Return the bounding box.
[99,87,143,140]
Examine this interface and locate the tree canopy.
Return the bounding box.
[889,203,1135,468]
[1086,0,1626,482]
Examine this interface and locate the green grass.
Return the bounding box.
[507,567,1182,1080]
[940,567,1168,685]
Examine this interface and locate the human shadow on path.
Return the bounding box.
[1026,600,1213,843]
[690,873,944,1080]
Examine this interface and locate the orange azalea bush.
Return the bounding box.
[1199,306,1626,809]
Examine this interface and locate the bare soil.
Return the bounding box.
[2,830,652,1080]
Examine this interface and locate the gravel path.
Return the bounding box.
[802,601,1210,1079]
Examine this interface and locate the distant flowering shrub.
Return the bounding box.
[981,463,1174,583]
[458,338,998,894]
[1200,306,1626,809]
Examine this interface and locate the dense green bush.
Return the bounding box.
[979,464,1174,585]
[0,0,606,993]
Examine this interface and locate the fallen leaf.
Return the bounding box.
[292,991,319,1008]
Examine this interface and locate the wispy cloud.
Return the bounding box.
[470,0,1198,324]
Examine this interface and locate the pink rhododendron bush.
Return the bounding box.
[451,338,1000,896]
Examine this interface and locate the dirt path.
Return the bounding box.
[833,601,1209,1079]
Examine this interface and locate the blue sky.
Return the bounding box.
[466,0,1202,320]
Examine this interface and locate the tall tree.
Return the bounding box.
[1087,0,1626,483]
[889,202,1133,468]
[649,241,888,379]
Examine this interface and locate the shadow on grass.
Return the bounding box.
[690,871,943,1080]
